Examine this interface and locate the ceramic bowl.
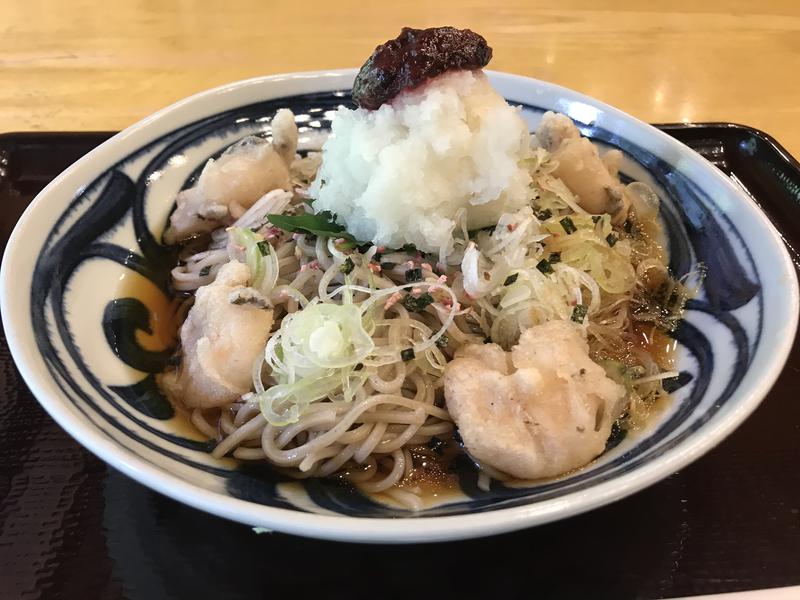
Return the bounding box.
[2,70,797,543]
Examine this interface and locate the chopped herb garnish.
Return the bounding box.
[560,216,577,234]
[483,337,492,344]
[228,288,269,308]
[592,215,601,224]
[199,265,211,277]
[435,335,449,348]
[266,210,360,243]
[230,295,268,308]
[571,304,588,323]
[549,252,561,263]
[380,261,397,271]
[400,348,415,361]
[256,240,270,256]
[504,273,519,286]
[400,292,434,313]
[405,267,423,283]
[536,259,554,275]
[536,208,552,221]
[401,243,417,254]
[354,362,364,371]
[606,233,618,247]
[339,256,355,275]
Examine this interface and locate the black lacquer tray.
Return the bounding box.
[1,125,799,600]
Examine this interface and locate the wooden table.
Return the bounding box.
[2,4,800,598]
[2,1,800,156]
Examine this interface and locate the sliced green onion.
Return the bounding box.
[400,348,415,361]
[606,233,618,247]
[258,301,376,425]
[504,273,518,286]
[230,227,280,296]
[499,279,532,308]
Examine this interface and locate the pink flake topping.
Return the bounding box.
[300,260,321,272]
[385,291,403,309]
[429,274,448,292]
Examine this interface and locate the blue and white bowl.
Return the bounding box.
[1,70,797,543]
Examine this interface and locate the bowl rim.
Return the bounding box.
[2,68,797,543]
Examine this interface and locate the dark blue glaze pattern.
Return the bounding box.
[103,298,175,374]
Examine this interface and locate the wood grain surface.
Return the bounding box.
[2,1,800,156]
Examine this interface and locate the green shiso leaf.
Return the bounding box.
[267,211,361,243]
